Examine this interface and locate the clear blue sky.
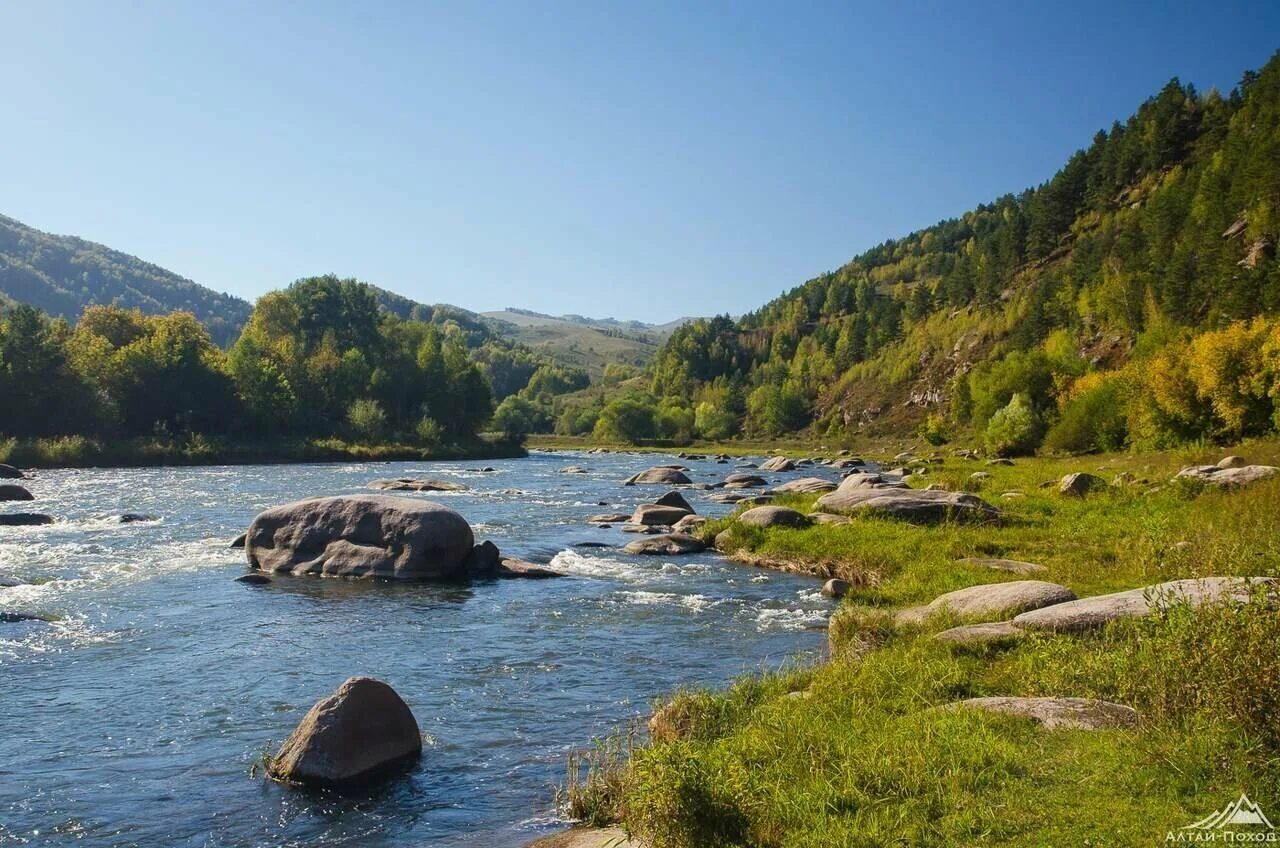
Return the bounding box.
[3,2,1277,323]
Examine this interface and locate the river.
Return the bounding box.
[0,450,833,846]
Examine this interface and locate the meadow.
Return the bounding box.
[563,440,1280,847]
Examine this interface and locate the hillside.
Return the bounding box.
[618,52,1280,452]
[482,308,687,377]
[0,213,252,346]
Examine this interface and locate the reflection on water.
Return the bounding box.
[0,451,834,846]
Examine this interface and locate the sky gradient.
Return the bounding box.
[3,1,1278,322]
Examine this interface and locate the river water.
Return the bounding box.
[0,450,834,847]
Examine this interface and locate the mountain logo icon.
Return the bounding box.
[1183,794,1275,830]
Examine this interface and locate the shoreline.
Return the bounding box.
[1,436,527,471]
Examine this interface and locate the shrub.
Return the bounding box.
[918,413,950,446]
[593,396,657,443]
[490,395,541,439]
[346,398,386,442]
[415,416,443,446]
[983,393,1042,456]
[694,401,738,441]
[1043,376,1127,453]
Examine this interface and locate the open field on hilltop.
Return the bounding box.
[559,440,1280,847]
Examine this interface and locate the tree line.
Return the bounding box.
[613,52,1280,452]
[0,275,587,447]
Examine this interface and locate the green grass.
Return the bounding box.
[565,440,1280,846]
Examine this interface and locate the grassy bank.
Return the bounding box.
[0,433,526,469]
[525,433,918,458]
[564,441,1280,846]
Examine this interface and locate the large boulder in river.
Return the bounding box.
[626,467,692,485]
[630,503,693,526]
[624,533,706,555]
[268,677,421,787]
[0,464,25,479]
[246,495,474,580]
[737,505,812,529]
[0,485,33,502]
[1012,576,1277,634]
[760,456,796,472]
[815,473,999,525]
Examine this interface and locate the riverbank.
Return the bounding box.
[559,439,1280,845]
[526,433,918,459]
[0,434,526,470]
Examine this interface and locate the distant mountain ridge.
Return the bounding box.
[0,213,252,346]
[481,308,697,377]
[0,211,691,374]
[485,307,695,336]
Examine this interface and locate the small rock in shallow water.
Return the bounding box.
[0,513,54,526]
[821,578,850,599]
[0,464,25,479]
[624,533,706,556]
[268,677,421,788]
[236,573,272,585]
[230,533,247,548]
[1,611,50,623]
[0,485,34,502]
[498,557,563,578]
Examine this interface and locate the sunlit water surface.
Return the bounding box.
[0,451,835,846]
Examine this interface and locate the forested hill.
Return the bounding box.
[630,52,1280,453]
[0,214,252,346]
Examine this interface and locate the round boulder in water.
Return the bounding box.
[245,495,474,580]
[0,485,34,502]
[268,676,422,788]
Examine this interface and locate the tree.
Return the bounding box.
[347,398,387,441]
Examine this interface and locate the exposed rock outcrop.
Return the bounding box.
[737,506,812,529]
[1175,464,1279,488]
[1012,576,1276,634]
[771,477,837,494]
[815,473,1000,524]
[925,580,1076,620]
[950,696,1138,730]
